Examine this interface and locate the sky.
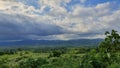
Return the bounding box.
[0,0,120,41]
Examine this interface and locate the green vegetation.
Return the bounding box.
[0,30,120,68]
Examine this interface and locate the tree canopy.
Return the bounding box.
[99,29,120,52]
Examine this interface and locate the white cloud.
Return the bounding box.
[0,0,120,40]
[80,0,86,3]
[0,0,41,17]
[39,0,69,16]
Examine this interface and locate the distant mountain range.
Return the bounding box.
[0,39,103,47]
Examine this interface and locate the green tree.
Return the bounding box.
[99,29,120,52]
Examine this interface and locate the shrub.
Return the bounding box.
[19,58,48,68]
[49,50,62,58]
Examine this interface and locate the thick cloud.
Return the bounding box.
[0,13,64,40]
[0,0,120,41]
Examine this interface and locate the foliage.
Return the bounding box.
[19,58,48,68]
[99,29,120,52]
[80,30,120,68]
[49,50,62,57]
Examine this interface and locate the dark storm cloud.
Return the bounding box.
[0,13,64,40]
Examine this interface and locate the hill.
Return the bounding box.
[0,39,103,47]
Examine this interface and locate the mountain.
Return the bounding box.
[0,39,103,47]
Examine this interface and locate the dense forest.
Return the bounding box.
[0,30,120,68]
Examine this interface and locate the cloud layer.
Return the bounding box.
[0,0,120,41]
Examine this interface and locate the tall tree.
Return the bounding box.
[99,29,120,52]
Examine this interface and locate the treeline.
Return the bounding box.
[0,46,91,55]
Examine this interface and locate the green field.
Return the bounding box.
[0,46,119,68]
[0,47,87,68]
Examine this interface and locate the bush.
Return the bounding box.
[19,58,48,68]
[80,53,107,68]
[49,50,62,58]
